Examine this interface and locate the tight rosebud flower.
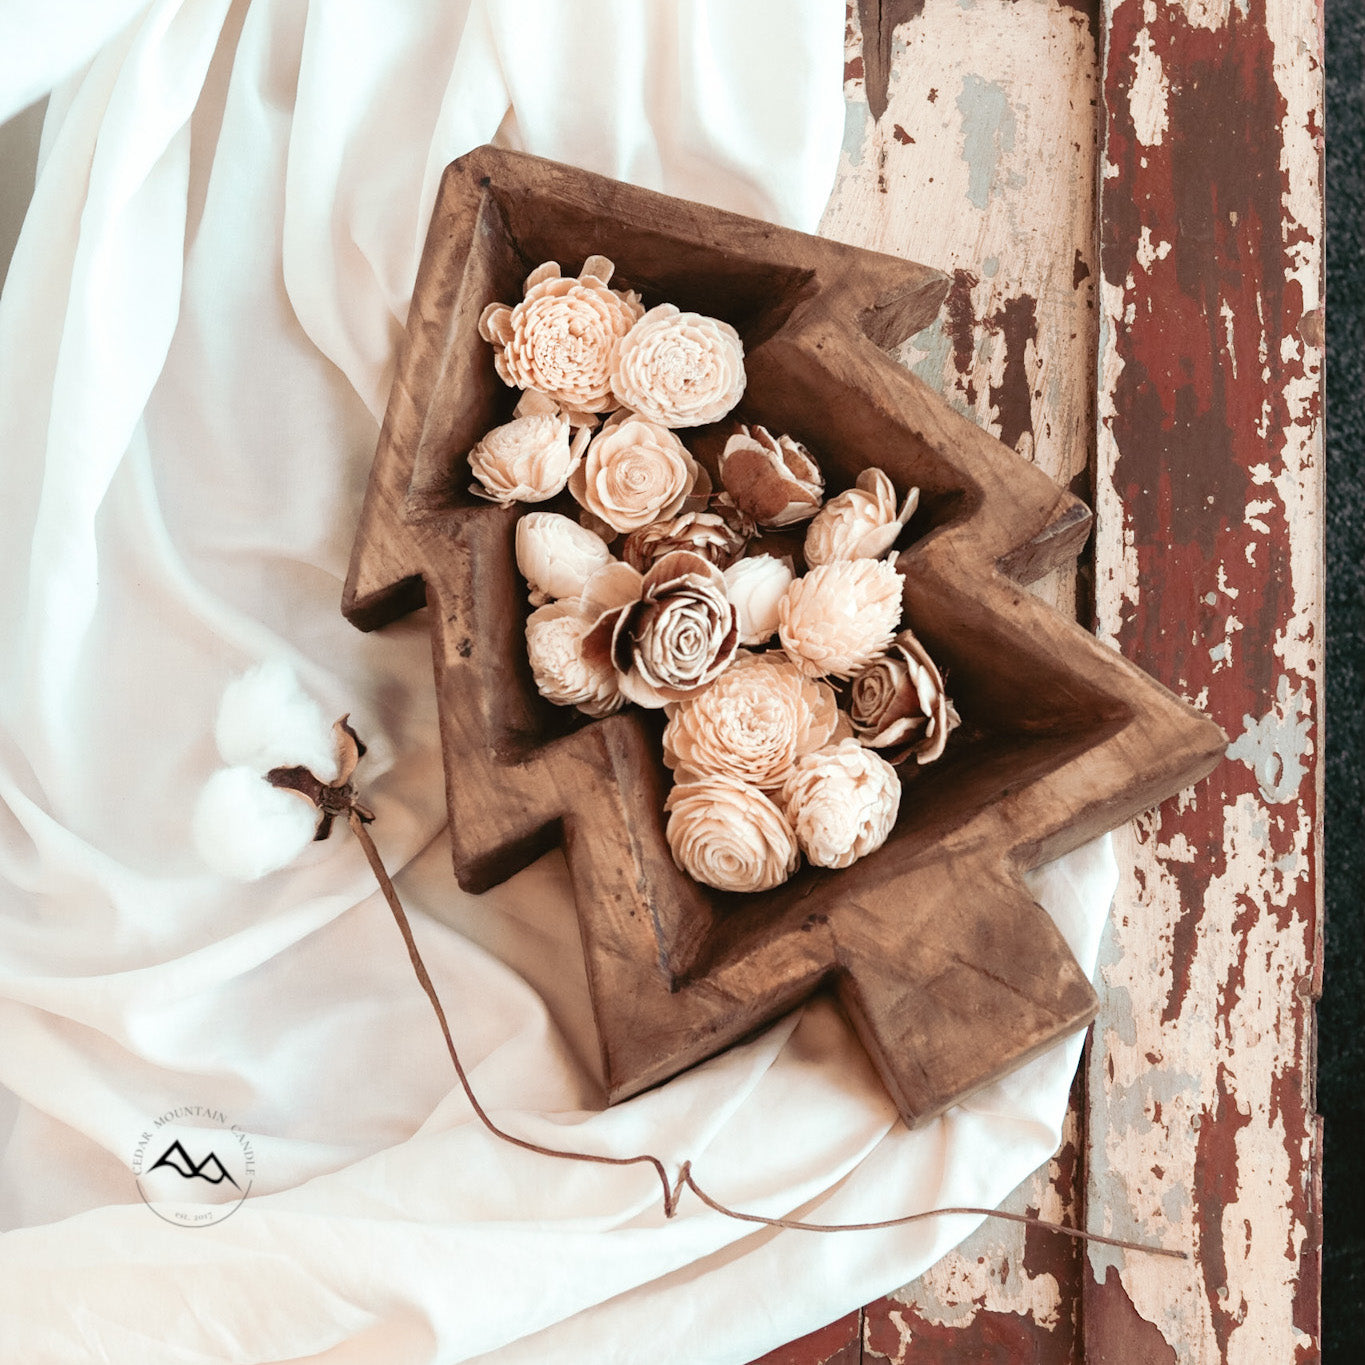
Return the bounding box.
[515,512,613,606]
[663,651,839,790]
[665,774,799,893]
[467,411,591,506]
[779,740,901,869]
[777,557,905,679]
[722,554,794,645]
[622,511,747,573]
[600,551,739,708]
[804,469,919,565]
[478,256,643,421]
[610,304,746,427]
[718,426,824,527]
[569,414,710,535]
[525,600,624,718]
[850,629,961,764]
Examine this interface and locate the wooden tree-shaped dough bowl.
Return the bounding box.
[344,147,1226,1128]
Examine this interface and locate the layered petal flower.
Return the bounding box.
[662,651,838,790]
[610,304,746,427]
[467,411,591,506]
[569,414,709,534]
[718,425,824,527]
[779,739,901,869]
[525,599,624,718]
[515,512,613,606]
[804,468,919,565]
[849,628,961,764]
[622,511,747,573]
[722,554,795,646]
[478,256,643,419]
[776,557,905,679]
[665,774,799,893]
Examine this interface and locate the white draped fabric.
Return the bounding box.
[0,2,1116,1360]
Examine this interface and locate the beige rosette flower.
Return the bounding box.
[592,551,739,708]
[662,652,838,790]
[467,410,591,506]
[622,511,747,573]
[850,629,961,765]
[722,554,794,646]
[804,469,920,566]
[524,600,624,718]
[665,774,799,893]
[779,739,901,869]
[610,303,746,427]
[776,557,905,679]
[515,512,613,606]
[478,256,643,420]
[718,426,824,527]
[568,414,710,534]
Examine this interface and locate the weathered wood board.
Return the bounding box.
[759,0,1322,1358]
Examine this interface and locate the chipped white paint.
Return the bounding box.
[1130,27,1169,146]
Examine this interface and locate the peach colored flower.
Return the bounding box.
[610,304,746,427]
[849,629,961,765]
[804,469,919,565]
[467,412,591,506]
[722,554,795,646]
[662,652,838,790]
[622,511,747,573]
[665,774,799,893]
[594,551,739,708]
[568,414,710,534]
[776,557,905,679]
[525,599,624,718]
[515,512,613,606]
[478,256,643,420]
[779,739,901,869]
[717,425,824,527]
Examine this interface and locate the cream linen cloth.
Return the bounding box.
[0,2,1117,1361]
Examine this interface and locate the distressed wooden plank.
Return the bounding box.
[1086,0,1323,1360]
[751,1310,863,1365]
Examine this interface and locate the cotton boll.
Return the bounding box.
[215,660,338,779]
[193,767,319,881]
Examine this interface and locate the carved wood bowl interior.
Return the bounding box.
[344,147,1227,1127]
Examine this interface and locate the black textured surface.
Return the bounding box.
[1324,0,1363,1357]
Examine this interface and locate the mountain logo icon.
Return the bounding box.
[146,1140,240,1189]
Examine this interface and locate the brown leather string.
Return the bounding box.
[349,810,1187,1261]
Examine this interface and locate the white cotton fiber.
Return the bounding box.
[215,659,338,780]
[193,766,320,881]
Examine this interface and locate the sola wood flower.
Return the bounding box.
[610,303,746,427]
[850,629,962,764]
[664,774,799,893]
[776,557,905,679]
[722,554,794,646]
[478,256,643,420]
[779,739,901,869]
[525,599,624,718]
[622,511,747,573]
[662,651,839,790]
[515,512,613,606]
[804,468,919,566]
[585,551,739,708]
[569,414,710,534]
[468,410,591,506]
[718,426,824,527]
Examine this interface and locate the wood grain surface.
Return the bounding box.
[758,0,1323,1358]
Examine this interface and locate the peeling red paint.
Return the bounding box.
[891,123,915,145]
[863,1296,1068,1363]
[1072,248,1091,289]
[1083,1263,1179,1364]
[856,0,926,122]
[988,293,1039,456]
[945,268,980,406]
[845,55,865,83]
[752,1311,861,1364]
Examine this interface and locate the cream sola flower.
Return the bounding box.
[804,468,919,565]
[467,402,592,506]
[722,554,794,646]
[665,774,799,893]
[610,303,746,427]
[849,629,961,765]
[717,425,824,527]
[478,256,644,420]
[776,556,905,679]
[568,413,711,535]
[515,512,613,606]
[780,740,902,870]
[662,651,839,791]
[524,599,625,718]
[621,510,747,573]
